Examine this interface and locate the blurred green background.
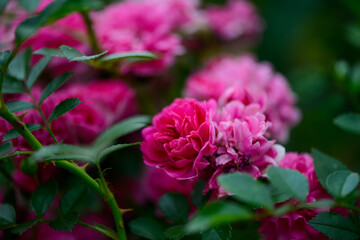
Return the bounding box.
[252,0,360,170]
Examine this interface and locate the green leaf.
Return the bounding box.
[30,181,58,216]
[61,183,88,215]
[159,193,190,224]
[3,74,25,93]
[89,222,118,240]
[270,186,292,204]
[29,144,94,163]
[191,179,209,208]
[34,48,65,57]
[48,98,81,122]
[59,45,108,62]
[8,48,32,80]
[11,220,38,235]
[59,45,83,59]
[267,166,309,203]
[15,0,102,43]
[93,115,150,149]
[98,51,157,62]
[17,0,40,12]
[201,223,232,240]
[309,212,360,240]
[186,202,252,233]
[217,173,273,210]
[27,56,52,89]
[0,0,9,12]
[326,170,359,199]
[20,157,38,176]
[5,101,34,113]
[302,199,336,209]
[43,154,95,162]
[0,204,16,227]
[3,124,43,142]
[129,217,164,240]
[312,149,347,191]
[97,142,141,160]
[164,225,186,240]
[39,72,73,104]
[334,113,360,135]
[0,50,11,68]
[334,60,350,80]
[49,211,79,231]
[0,142,13,157]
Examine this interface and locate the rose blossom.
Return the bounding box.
[205,99,284,197]
[259,153,333,240]
[93,0,184,76]
[184,55,301,142]
[205,0,263,41]
[141,98,216,180]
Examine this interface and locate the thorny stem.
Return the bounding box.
[97,163,127,240]
[0,24,127,240]
[0,104,126,239]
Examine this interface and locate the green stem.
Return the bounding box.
[57,161,103,197]
[26,89,59,144]
[97,164,127,240]
[0,151,33,160]
[0,106,126,239]
[81,11,101,53]
[0,107,43,150]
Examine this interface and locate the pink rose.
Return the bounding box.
[141,98,216,180]
[205,0,263,41]
[184,55,301,142]
[259,153,333,240]
[205,100,283,197]
[93,0,184,76]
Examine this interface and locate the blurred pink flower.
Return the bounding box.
[141,98,216,180]
[93,0,184,76]
[141,167,196,203]
[1,80,136,191]
[15,80,137,145]
[184,55,300,142]
[205,0,263,41]
[20,213,111,240]
[13,0,90,76]
[259,153,332,240]
[0,1,27,50]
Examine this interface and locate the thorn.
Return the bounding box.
[120,208,133,214]
[14,119,25,128]
[119,221,124,228]
[16,111,29,122]
[80,163,89,171]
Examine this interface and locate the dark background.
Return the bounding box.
[252,0,360,170]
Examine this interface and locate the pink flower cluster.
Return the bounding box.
[141,97,284,197]
[259,153,332,240]
[141,98,216,180]
[93,0,186,76]
[184,55,301,142]
[1,80,136,191]
[205,0,263,41]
